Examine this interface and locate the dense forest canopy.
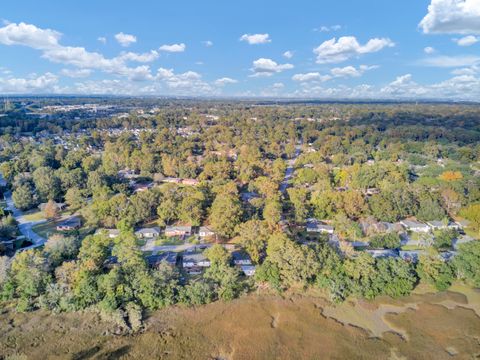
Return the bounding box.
[0,98,479,330]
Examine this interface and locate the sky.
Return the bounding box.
[0,0,479,100]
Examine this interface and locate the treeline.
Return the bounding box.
[0,229,478,330]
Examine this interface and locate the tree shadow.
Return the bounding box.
[100,345,131,359]
[72,345,101,360]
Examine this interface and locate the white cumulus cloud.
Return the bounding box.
[240,33,271,44]
[419,0,480,35]
[454,35,479,46]
[0,72,59,93]
[418,55,480,67]
[114,32,137,47]
[250,58,293,77]
[214,77,238,86]
[313,36,394,64]
[283,50,294,59]
[60,68,92,78]
[424,46,436,54]
[292,72,332,82]
[159,43,186,52]
[0,22,61,49]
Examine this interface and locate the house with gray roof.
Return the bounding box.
[182,252,211,269]
[306,219,334,234]
[165,225,191,237]
[400,220,430,233]
[135,227,161,239]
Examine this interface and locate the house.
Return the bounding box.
[146,252,177,268]
[400,220,430,233]
[106,229,120,238]
[231,250,252,266]
[132,182,153,193]
[56,216,81,231]
[95,229,120,238]
[118,169,138,179]
[399,250,426,263]
[135,227,161,239]
[181,178,199,186]
[198,226,215,238]
[350,241,370,249]
[241,265,256,277]
[365,249,398,258]
[427,220,460,231]
[361,221,401,235]
[165,226,191,237]
[363,188,380,196]
[440,251,457,261]
[38,202,66,212]
[306,219,334,234]
[182,252,211,269]
[240,191,260,202]
[162,177,182,184]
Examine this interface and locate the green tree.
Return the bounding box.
[454,241,480,287]
[369,233,401,249]
[33,166,61,202]
[65,187,86,211]
[236,220,270,263]
[287,188,309,223]
[417,251,455,291]
[204,245,230,266]
[10,250,51,311]
[12,183,36,210]
[209,192,242,238]
[44,234,79,267]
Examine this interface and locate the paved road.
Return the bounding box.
[4,190,47,249]
[280,144,302,193]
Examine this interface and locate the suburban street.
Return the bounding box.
[4,189,47,249]
[280,143,302,193]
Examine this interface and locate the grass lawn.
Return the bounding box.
[401,245,424,251]
[32,220,92,239]
[32,220,60,238]
[464,228,480,239]
[154,236,184,246]
[23,210,45,222]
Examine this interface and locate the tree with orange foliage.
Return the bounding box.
[439,171,463,182]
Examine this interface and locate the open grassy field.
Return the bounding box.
[0,286,479,359]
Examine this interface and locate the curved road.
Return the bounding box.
[3,188,47,250]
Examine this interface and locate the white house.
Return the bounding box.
[198,226,215,238]
[427,220,461,231]
[306,219,334,234]
[365,249,398,258]
[165,226,191,237]
[231,250,252,266]
[182,252,211,268]
[241,265,256,277]
[400,220,430,233]
[135,227,161,239]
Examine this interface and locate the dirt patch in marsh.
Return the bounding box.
[0,291,479,360]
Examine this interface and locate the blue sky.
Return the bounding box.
[0,0,479,99]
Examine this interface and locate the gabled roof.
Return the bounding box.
[135,227,161,234]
